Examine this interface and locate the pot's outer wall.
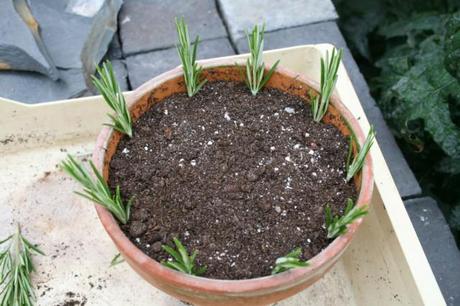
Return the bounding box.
[93,63,373,306]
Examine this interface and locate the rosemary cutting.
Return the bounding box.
[271,247,309,275]
[92,60,133,137]
[325,198,368,239]
[244,24,280,95]
[162,238,206,276]
[175,17,206,97]
[346,126,375,182]
[0,225,44,306]
[61,155,131,224]
[311,48,343,122]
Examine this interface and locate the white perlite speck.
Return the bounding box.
[122,148,129,154]
[270,146,276,151]
[275,206,282,213]
[224,112,231,121]
[207,140,213,145]
[190,160,197,166]
[284,107,295,114]
[308,149,314,155]
[294,144,301,149]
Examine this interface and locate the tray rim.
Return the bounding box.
[0,44,445,305]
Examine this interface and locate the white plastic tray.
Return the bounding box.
[0,45,445,306]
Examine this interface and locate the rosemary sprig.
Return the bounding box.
[175,17,206,97]
[61,155,131,224]
[311,48,343,122]
[346,126,375,182]
[244,24,280,96]
[92,60,133,137]
[325,199,368,239]
[271,247,309,275]
[0,225,44,306]
[161,238,206,276]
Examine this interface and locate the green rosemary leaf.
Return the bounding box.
[61,155,130,224]
[110,253,125,267]
[311,48,343,122]
[175,17,206,97]
[346,126,375,182]
[161,238,205,276]
[325,199,368,239]
[244,24,279,95]
[92,60,132,137]
[272,247,309,275]
[0,225,43,306]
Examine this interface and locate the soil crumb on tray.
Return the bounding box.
[109,81,357,280]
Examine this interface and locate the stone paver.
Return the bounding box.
[119,0,227,56]
[218,0,337,41]
[0,69,86,104]
[30,0,93,69]
[237,21,421,198]
[126,38,235,89]
[0,0,54,77]
[405,197,460,306]
[112,59,129,91]
[106,32,123,60]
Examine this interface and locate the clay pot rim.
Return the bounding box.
[93,58,373,294]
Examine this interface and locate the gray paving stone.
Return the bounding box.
[0,69,86,104]
[405,197,460,306]
[218,0,337,41]
[237,21,421,198]
[30,0,93,69]
[119,0,227,56]
[0,0,55,77]
[31,0,122,77]
[126,38,235,89]
[106,32,123,60]
[111,59,129,91]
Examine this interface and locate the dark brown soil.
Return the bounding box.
[108,81,357,280]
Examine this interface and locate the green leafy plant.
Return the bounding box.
[61,155,131,224]
[346,126,375,182]
[244,24,280,95]
[311,48,343,122]
[325,198,368,239]
[334,0,460,245]
[271,247,309,275]
[175,17,206,97]
[161,238,206,276]
[92,60,133,137]
[0,225,44,306]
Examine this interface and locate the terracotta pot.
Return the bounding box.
[92,58,373,306]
